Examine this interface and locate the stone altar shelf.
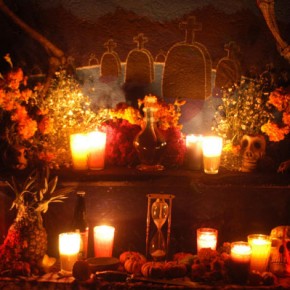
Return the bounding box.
[1,167,289,260]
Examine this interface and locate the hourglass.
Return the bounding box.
[146,194,175,261]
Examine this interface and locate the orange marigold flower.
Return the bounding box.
[19,88,32,102]
[38,116,54,135]
[261,122,289,142]
[283,112,290,127]
[11,103,28,122]
[37,107,49,115]
[7,68,24,90]
[18,117,38,139]
[38,151,55,162]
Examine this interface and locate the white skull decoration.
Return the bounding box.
[270,226,290,277]
[240,134,266,172]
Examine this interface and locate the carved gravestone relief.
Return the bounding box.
[215,41,241,92]
[125,33,154,84]
[100,39,122,81]
[162,16,212,101]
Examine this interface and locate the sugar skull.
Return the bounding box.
[240,134,266,172]
[270,226,290,277]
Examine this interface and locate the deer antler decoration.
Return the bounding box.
[257,0,290,63]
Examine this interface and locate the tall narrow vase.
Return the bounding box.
[134,107,166,171]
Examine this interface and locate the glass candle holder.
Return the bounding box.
[196,227,218,253]
[70,133,89,170]
[87,131,107,170]
[202,136,223,174]
[230,241,252,284]
[185,134,203,170]
[59,232,81,274]
[248,234,271,273]
[94,225,115,257]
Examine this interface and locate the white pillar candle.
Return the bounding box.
[202,136,223,174]
[87,131,107,170]
[185,134,203,170]
[59,232,81,274]
[94,225,115,257]
[70,133,89,170]
[196,228,218,253]
[248,234,271,273]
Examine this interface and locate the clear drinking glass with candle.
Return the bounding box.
[202,136,223,174]
[94,225,115,257]
[70,133,89,170]
[59,232,81,274]
[230,241,252,284]
[248,234,271,273]
[185,134,203,170]
[196,227,218,253]
[87,131,107,170]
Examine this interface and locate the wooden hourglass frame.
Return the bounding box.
[146,193,175,260]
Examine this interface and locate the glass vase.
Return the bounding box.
[134,107,166,171]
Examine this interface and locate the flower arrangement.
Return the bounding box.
[0,55,44,169]
[0,55,101,170]
[212,78,274,155]
[102,95,186,168]
[0,55,185,170]
[261,86,290,142]
[211,78,279,170]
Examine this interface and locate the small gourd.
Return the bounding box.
[141,261,165,279]
[164,261,187,278]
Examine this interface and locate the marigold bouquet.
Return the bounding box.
[0,55,45,169]
[102,95,186,168]
[0,55,102,170]
[261,86,290,142]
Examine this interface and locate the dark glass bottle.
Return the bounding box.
[72,191,89,260]
[134,107,167,171]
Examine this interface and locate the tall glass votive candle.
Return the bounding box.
[59,232,81,274]
[87,131,107,170]
[248,234,271,273]
[196,228,218,253]
[185,134,203,170]
[94,225,115,257]
[230,241,252,284]
[202,136,223,174]
[70,133,89,170]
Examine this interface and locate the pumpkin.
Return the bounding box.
[119,251,146,265]
[141,262,165,279]
[173,252,195,271]
[124,256,146,275]
[164,261,187,278]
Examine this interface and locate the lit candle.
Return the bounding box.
[94,225,115,257]
[59,232,81,274]
[202,136,223,174]
[196,228,218,253]
[248,234,271,273]
[70,133,89,170]
[231,242,252,263]
[230,241,252,284]
[185,134,203,170]
[87,131,107,170]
